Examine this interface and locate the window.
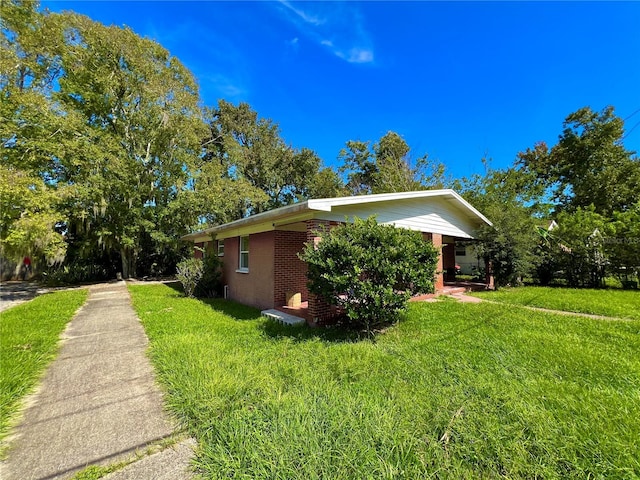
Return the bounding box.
[217,240,224,257]
[455,245,466,257]
[238,236,249,271]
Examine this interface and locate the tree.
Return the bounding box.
[551,207,608,288]
[306,167,346,199]
[339,131,447,195]
[604,203,640,285]
[300,217,439,335]
[517,106,640,216]
[56,14,206,277]
[0,165,67,266]
[454,161,543,287]
[2,4,207,278]
[204,101,325,215]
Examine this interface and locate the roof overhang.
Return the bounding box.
[181,189,492,242]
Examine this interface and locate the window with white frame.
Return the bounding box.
[238,236,249,271]
[455,245,467,256]
[217,240,224,256]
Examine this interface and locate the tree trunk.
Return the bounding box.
[120,248,137,279]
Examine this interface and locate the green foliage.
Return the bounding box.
[455,163,541,287]
[546,207,608,288]
[41,259,116,286]
[300,217,439,331]
[0,165,67,266]
[175,257,204,298]
[605,202,640,282]
[203,100,326,216]
[1,3,206,278]
[339,131,447,195]
[0,288,88,442]
[194,251,222,298]
[306,167,347,199]
[129,284,640,478]
[517,106,640,216]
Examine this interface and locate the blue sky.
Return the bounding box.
[43,1,640,179]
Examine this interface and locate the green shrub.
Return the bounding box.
[176,257,204,298]
[195,251,222,298]
[42,260,116,285]
[301,216,439,333]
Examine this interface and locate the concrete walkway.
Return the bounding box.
[449,293,631,321]
[0,281,195,480]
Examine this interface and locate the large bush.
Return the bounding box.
[301,216,439,333]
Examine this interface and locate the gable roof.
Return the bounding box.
[182,189,492,242]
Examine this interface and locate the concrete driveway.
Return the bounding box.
[0,281,51,313]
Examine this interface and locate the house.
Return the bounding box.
[182,189,492,325]
[454,242,484,276]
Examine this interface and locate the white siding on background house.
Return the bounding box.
[455,243,483,275]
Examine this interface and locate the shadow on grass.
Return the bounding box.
[163,281,184,294]
[198,298,264,321]
[165,284,385,343]
[259,319,365,343]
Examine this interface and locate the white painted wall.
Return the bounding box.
[455,244,483,275]
[319,197,482,239]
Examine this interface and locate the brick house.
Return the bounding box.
[182,189,492,325]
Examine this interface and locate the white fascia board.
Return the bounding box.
[308,190,445,210]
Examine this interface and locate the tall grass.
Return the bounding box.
[0,289,88,442]
[130,284,640,479]
[472,286,640,320]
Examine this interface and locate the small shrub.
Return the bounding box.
[195,252,222,298]
[301,216,439,333]
[176,257,204,298]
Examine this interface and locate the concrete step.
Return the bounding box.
[442,287,467,295]
[261,309,306,326]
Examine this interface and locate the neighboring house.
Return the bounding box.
[454,242,484,276]
[183,189,492,325]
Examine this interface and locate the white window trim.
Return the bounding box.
[217,241,225,257]
[237,235,249,272]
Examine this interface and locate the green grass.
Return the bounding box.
[471,286,640,320]
[0,289,88,442]
[129,284,640,479]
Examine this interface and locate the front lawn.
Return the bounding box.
[129,284,640,479]
[471,286,640,320]
[0,288,88,443]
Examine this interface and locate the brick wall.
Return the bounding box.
[194,242,204,259]
[273,231,308,307]
[424,232,444,291]
[222,233,275,310]
[306,219,338,325]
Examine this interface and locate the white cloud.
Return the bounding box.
[345,48,374,64]
[274,1,375,65]
[277,0,325,26]
[198,73,247,100]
